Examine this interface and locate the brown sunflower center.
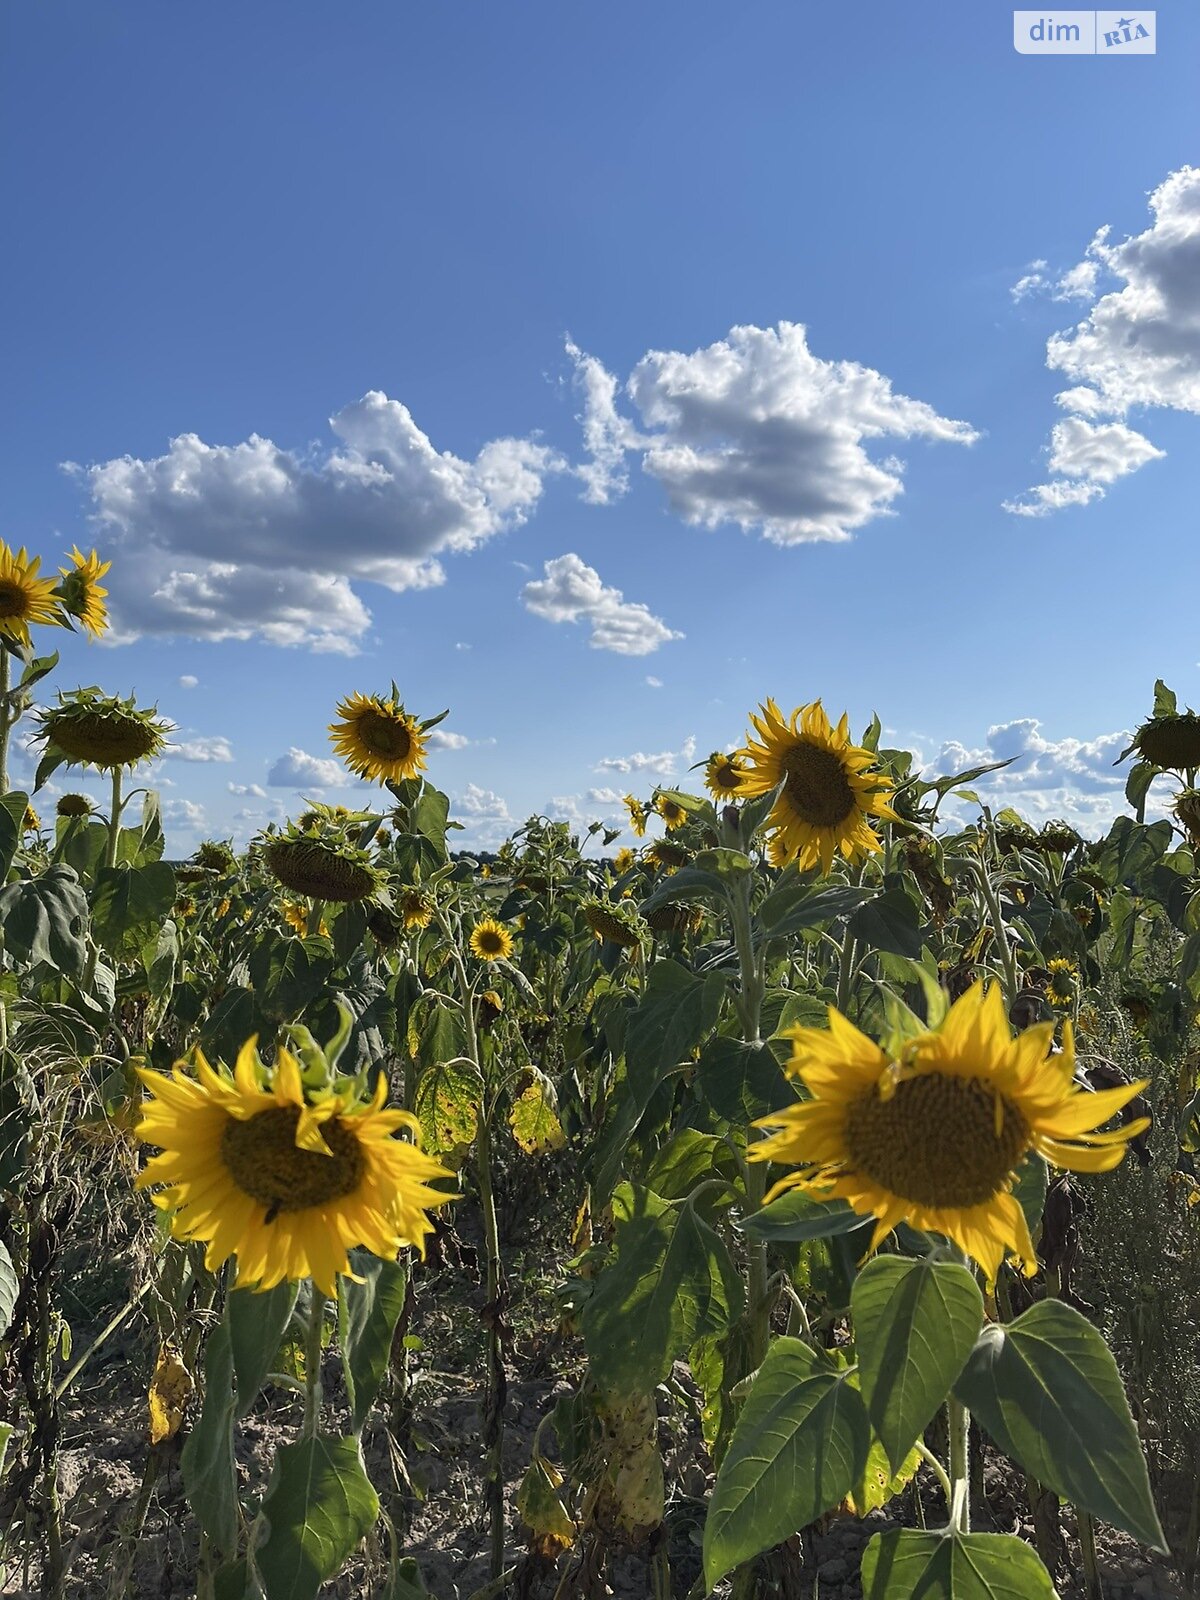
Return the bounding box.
[358,709,413,761]
[780,741,856,828]
[844,1071,1030,1209]
[220,1106,365,1214]
[715,762,740,791]
[0,580,30,618]
[476,929,505,954]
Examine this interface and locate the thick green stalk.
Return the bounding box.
[948,1392,971,1532]
[727,870,772,1364]
[0,646,10,795]
[972,855,1019,1007]
[104,766,124,870]
[303,1291,325,1439]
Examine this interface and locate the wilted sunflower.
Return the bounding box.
[56,547,111,639]
[38,689,170,770]
[470,918,514,962]
[56,793,93,818]
[645,838,689,871]
[1173,789,1200,847]
[1045,957,1078,1008]
[655,794,688,831]
[582,898,644,949]
[135,1041,454,1297]
[739,699,895,874]
[704,751,747,799]
[1128,710,1200,773]
[0,543,62,647]
[1037,821,1082,856]
[623,794,649,838]
[329,692,428,785]
[646,902,705,935]
[263,821,382,904]
[750,981,1149,1280]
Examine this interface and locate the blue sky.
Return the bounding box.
[2,1,1197,851]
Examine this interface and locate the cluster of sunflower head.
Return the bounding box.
[261,807,386,905]
[992,812,1082,858]
[36,687,171,773]
[134,1027,454,1298]
[0,541,111,647]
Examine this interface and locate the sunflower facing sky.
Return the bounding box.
[739,699,896,874]
[329,691,428,785]
[470,918,514,962]
[0,543,62,647]
[750,982,1149,1280]
[623,794,649,838]
[704,751,747,799]
[135,1040,454,1297]
[56,546,111,639]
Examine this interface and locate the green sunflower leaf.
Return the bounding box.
[861,1528,1059,1598]
[954,1299,1165,1551]
[852,1256,984,1475]
[256,1433,380,1600]
[339,1254,409,1433]
[703,1336,870,1589]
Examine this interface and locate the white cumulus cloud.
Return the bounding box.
[178,674,198,689]
[426,728,470,750]
[267,748,349,789]
[521,553,683,656]
[228,781,268,798]
[456,783,510,821]
[595,733,697,778]
[1006,167,1200,515]
[570,323,977,544]
[74,391,564,653]
[166,735,234,764]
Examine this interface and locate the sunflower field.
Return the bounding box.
[2,544,1200,1600]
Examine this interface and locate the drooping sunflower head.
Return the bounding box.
[196,839,236,874]
[55,546,111,640]
[581,897,645,949]
[55,792,94,818]
[0,542,63,647]
[329,691,429,786]
[1044,957,1078,1008]
[135,1037,455,1296]
[1037,820,1083,856]
[1173,788,1200,847]
[1132,710,1200,773]
[262,818,383,905]
[365,905,404,948]
[738,699,895,875]
[750,981,1149,1281]
[470,918,514,963]
[646,902,705,936]
[477,989,505,1030]
[37,688,171,771]
[645,838,689,871]
[704,751,747,799]
[623,794,649,838]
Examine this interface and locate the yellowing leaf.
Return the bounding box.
[414,1058,481,1166]
[844,1432,921,1515]
[148,1344,193,1444]
[510,1076,565,1156]
[516,1456,575,1556]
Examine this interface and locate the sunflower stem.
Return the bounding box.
[104,765,125,871]
[302,1289,326,1437]
[0,644,10,795]
[947,1392,971,1532]
[972,854,1019,1009]
[727,869,772,1366]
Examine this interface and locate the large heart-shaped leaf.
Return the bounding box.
[257,1434,380,1600]
[703,1337,870,1589]
[853,1256,983,1474]
[862,1528,1059,1598]
[955,1299,1164,1551]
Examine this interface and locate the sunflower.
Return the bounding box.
[738,700,895,874]
[22,804,40,833]
[282,901,328,937]
[399,889,434,931]
[645,838,689,871]
[0,543,63,647]
[55,793,94,818]
[329,692,428,785]
[582,898,645,949]
[1045,958,1078,1008]
[750,981,1149,1280]
[613,847,636,875]
[623,795,649,838]
[1173,789,1200,847]
[704,751,747,799]
[646,902,705,935]
[263,820,382,903]
[1129,711,1200,773]
[135,1041,454,1297]
[38,689,170,770]
[655,794,688,831]
[470,919,514,962]
[56,547,111,639]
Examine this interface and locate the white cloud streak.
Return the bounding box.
[521,553,683,656]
